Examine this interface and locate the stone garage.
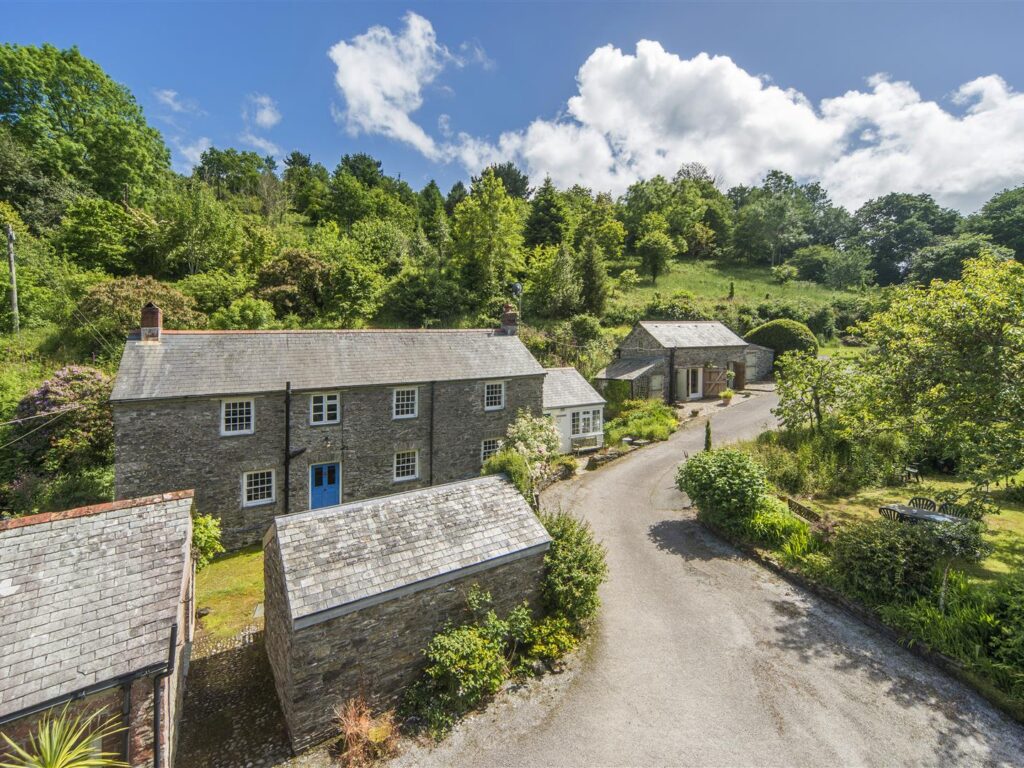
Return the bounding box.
[263,474,552,752]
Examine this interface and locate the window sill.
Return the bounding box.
[484,406,505,412]
[309,420,341,427]
[393,475,419,483]
[221,430,255,437]
[242,498,276,508]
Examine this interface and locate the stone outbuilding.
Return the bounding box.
[595,321,774,402]
[0,492,195,768]
[542,367,606,453]
[263,475,551,752]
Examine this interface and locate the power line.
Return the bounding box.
[0,404,83,428]
[0,409,71,452]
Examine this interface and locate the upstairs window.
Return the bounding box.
[243,469,275,506]
[394,450,419,481]
[221,399,254,436]
[484,382,505,411]
[393,388,418,419]
[481,438,502,463]
[310,393,340,425]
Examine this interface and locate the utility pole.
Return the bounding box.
[5,224,18,334]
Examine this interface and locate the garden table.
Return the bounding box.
[881,503,962,524]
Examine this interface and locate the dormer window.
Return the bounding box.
[484,381,505,411]
[221,399,254,436]
[310,393,340,425]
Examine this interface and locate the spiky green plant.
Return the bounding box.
[0,705,127,768]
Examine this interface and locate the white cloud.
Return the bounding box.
[154,88,200,114]
[239,131,281,156]
[328,16,1024,212]
[173,136,212,171]
[328,11,456,160]
[245,93,282,129]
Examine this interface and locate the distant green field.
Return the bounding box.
[614,259,863,308]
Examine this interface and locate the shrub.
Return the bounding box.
[192,513,225,569]
[676,449,767,522]
[989,574,1024,671]
[744,318,819,359]
[770,264,798,284]
[0,705,127,767]
[526,615,578,663]
[549,454,578,476]
[335,697,398,768]
[540,510,608,630]
[720,388,735,401]
[741,496,809,549]
[422,624,506,714]
[830,520,943,605]
[616,268,640,292]
[482,449,534,502]
[604,399,678,444]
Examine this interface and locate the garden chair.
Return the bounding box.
[878,507,902,521]
[908,496,936,512]
[901,463,921,484]
[938,502,967,518]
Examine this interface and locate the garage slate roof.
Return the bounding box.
[543,368,605,409]
[595,357,663,381]
[267,475,551,629]
[639,321,747,349]
[0,492,192,717]
[111,329,545,402]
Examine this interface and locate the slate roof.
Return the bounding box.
[543,368,605,409]
[639,321,748,349]
[111,329,545,402]
[0,492,192,717]
[267,475,551,629]
[595,357,663,381]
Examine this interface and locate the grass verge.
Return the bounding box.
[196,544,265,639]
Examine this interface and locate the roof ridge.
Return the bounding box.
[0,490,194,533]
[158,328,502,336]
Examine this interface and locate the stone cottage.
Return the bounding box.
[542,367,606,453]
[0,492,195,768]
[111,304,547,549]
[595,321,774,402]
[263,474,551,751]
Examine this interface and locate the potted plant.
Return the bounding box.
[720,388,734,404]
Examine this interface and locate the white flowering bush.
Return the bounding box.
[504,410,560,465]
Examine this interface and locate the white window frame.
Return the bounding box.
[309,392,341,425]
[571,408,603,437]
[392,387,419,420]
[221,399,254,436]
[484,381,506,411]
[393,450,419,482]
[481,438,502,464]
[242,469,276,507]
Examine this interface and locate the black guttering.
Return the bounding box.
[152,623,178,768]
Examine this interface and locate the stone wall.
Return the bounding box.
[746,343,775,382]
[115,375,544,549]
[264,550,548,752]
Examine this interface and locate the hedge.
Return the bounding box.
[744,318,819,359]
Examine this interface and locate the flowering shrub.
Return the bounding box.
[504,409,560,465]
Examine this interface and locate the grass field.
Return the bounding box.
[195,545,265,639]
[813,477,1024,582]
[613,259,863,307]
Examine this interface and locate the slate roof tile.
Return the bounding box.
[638,321,748,349]
[542,367,605,409]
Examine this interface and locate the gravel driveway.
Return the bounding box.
[397,391,1024,767]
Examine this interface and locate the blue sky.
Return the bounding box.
[8,2,1024,210]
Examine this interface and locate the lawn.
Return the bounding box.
[813,477,1024,582]
[613,259,862,307]
[195,544,265,639]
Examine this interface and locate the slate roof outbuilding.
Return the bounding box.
[543,368,605,409]
[594,357,663,381]
[111,329,546,402]
[267,475,551,629]
[0,492,193,717]
[639,321,748,349]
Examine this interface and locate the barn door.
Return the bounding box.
[703,367,729,397]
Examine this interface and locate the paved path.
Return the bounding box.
[400,392,1024,767]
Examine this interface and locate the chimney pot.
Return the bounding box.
[500,303,519,336]
[140,302,162,342]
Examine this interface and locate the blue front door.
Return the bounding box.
[310,463,340,509]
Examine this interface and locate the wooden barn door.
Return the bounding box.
[703,366,729,397]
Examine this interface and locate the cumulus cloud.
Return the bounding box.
[328,15,1024,211]
[154,88,200,114]
[239,131,281,156]
[173,136,212,171]
[245,93,282,129]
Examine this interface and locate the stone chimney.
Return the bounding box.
[500,303,519,336]
[140,302,162,342]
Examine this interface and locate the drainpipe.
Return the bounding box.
[153,623,178,768]
[284,382,291,515]
[121,681,133,762]
[428,381,436,484]
[668,349,676,404]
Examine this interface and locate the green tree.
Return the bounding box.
[636,230,673,285]
[852,192,960,285]
[196,147,268,198]
[966,185,1024,259]
[282,151,330,222]
[473,161,530,199]
[773,352,847,432]
[822,247,873,289]
[53,197,136,273]
[445,180,468,217]
[525,244,580,319]
[731,173,810,266]
[451,169,525,311]
[209,296,278,329]
[576,237,610,316]
[0,44,169,202]
[906,233,1013,284]
[524,177,568,247]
